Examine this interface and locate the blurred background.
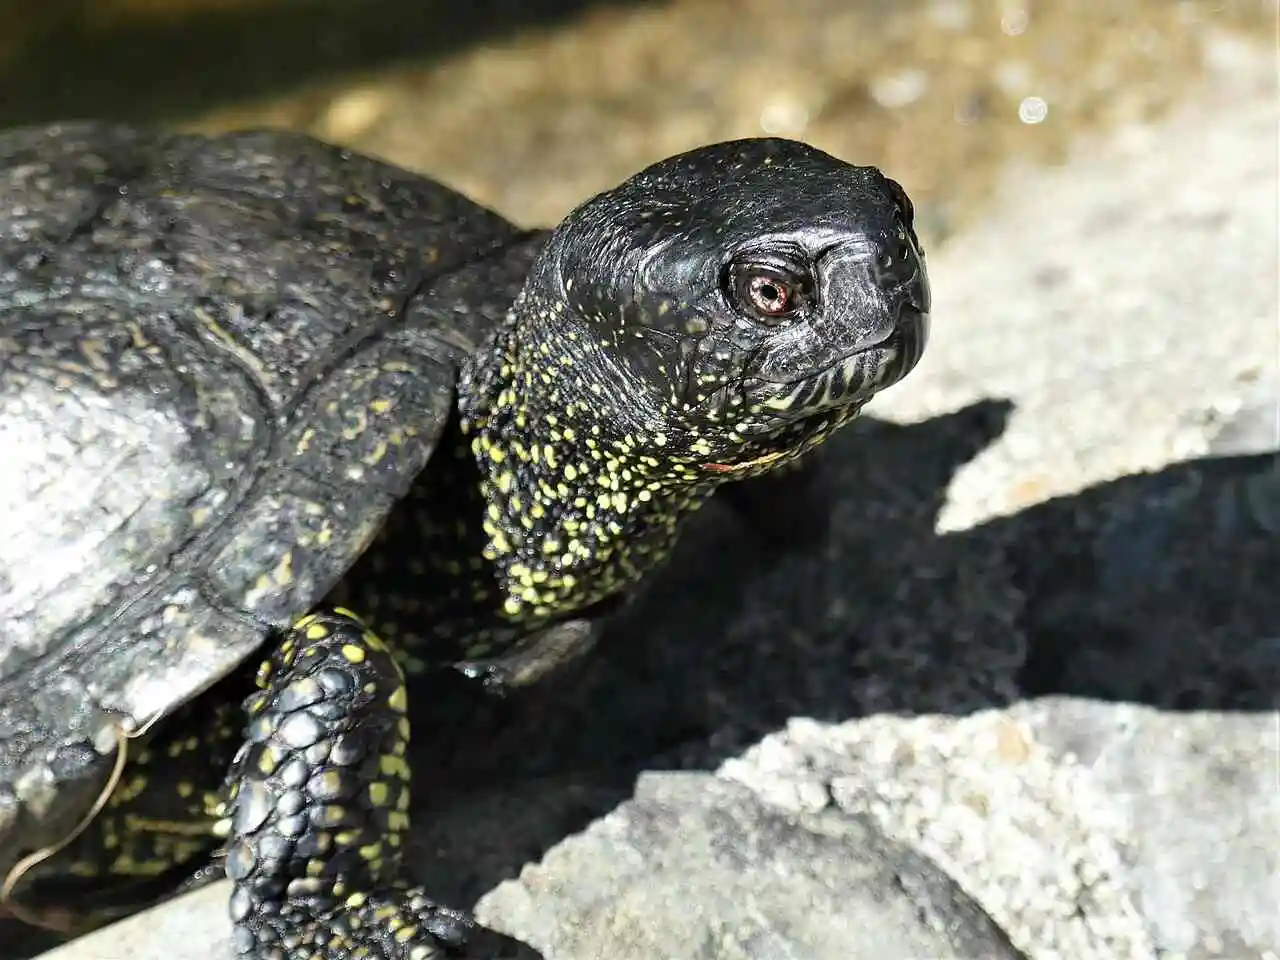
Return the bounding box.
[0,0,1272,250]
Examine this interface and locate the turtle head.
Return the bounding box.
[528,137,930,476]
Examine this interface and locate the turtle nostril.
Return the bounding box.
[872,243,917,291]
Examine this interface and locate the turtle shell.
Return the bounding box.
[0,122,522,874]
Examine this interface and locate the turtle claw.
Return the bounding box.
[231,887,542,960]
[455,617,601,695]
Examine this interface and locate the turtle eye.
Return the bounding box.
[726,260,811,324]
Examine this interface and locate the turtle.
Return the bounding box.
[0,121,930,958]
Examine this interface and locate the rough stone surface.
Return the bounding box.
[484,775,1024,960]
[720,704,1280,960]
[32,28,1280,960]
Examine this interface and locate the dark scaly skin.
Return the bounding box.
[221,611,513,959]
[2,132,929,958]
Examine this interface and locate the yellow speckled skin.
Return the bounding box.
[0,124,928,958]
[220,611,467,958]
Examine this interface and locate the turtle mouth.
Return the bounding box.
[745,309,929,421]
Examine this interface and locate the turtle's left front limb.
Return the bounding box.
[222,609,539,959]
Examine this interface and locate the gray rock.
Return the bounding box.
[482,774,1024,960]
[1023,701,1280,959]
[722,711,1156,960]
[721,699,1280,960]
[38,883,230,960]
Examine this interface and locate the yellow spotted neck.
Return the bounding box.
[451,290,862,636]
[462,335,722,626]
[465,399,715,624]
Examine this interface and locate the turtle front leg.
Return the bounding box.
[222,609,538,959]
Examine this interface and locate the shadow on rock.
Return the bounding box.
[401,398,1279,906]
[1005,453,1278,709]
[0,0,639,128]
